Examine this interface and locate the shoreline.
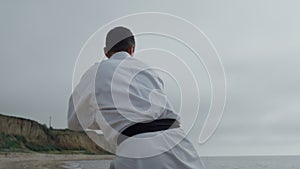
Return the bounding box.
[0,152,114,169]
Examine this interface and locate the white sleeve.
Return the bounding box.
[68,93,101,131]
[67,64,102,131]
[67,94,84,131]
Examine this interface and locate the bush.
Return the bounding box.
[0,132,22,149]
[14,135,26,143]
[83,150,95,155]
[24,142,62,152]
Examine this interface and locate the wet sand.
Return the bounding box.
[0,152,114,169]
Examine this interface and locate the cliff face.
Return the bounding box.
[0,114,109,154]
[0,114,50,143]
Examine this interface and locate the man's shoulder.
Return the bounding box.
[83,60,111,74]
[85,62,100,75]
[77,62,100,83]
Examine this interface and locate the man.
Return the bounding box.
[68,26,204,169]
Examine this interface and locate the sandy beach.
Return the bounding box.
[0,152,114,169]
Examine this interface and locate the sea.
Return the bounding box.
[61,156,300,169]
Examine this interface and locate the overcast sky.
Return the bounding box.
[1,0,300,156]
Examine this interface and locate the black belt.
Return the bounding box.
[117,118,180,146]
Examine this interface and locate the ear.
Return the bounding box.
[129,45,135,56]
[104,47,109,57]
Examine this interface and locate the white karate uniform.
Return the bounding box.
[68,52,204,169]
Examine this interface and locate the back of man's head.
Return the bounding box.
[105,26,135,57]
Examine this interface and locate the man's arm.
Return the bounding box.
[67,95,84,131]
[68,94,101,131]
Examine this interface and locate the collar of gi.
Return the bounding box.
[110,51,131,59]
